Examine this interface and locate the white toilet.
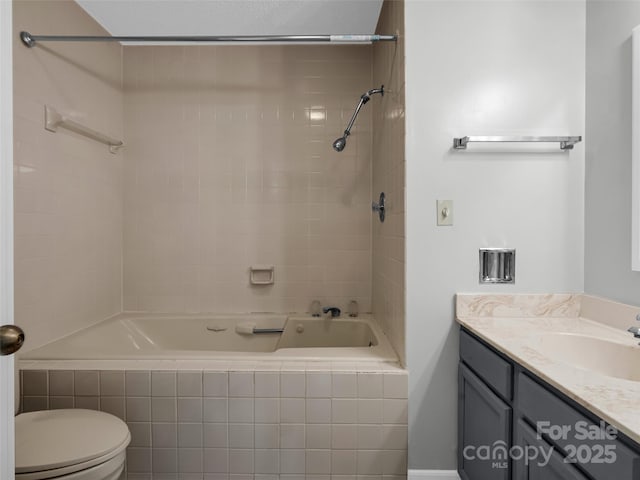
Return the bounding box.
[14,368,131,480]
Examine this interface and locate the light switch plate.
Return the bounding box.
[437,200,453,226]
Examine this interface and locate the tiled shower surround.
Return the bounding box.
[21,365,408,480]
[123,45,374,315]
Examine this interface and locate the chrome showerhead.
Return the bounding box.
[332,85,384,153]
[333,135,348,152]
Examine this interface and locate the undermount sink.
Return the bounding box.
[534,333,640,382]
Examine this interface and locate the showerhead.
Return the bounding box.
[333,85,384,153]
[333,134,348,152]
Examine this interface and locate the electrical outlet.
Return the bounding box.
[437,200,453,226]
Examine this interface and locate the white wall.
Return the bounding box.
[405,0,585,469]
[585,1,640,306]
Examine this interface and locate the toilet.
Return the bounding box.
[14,367,131,480]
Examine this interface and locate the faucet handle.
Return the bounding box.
[636,313,640,322]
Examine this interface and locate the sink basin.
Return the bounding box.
[534,333,640,382]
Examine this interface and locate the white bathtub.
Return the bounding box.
[21,313,398,363]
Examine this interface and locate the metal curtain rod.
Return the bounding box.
[453,135,583,151]
[20,31,397,47]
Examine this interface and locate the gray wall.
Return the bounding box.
[405,0,585,470]
[585,2,640,306]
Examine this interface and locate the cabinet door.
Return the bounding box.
[459,363,511,480]
[514,419,588,480]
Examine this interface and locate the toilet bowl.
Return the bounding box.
[15,367,131,480]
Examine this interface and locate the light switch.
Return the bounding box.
[437,200,453,226]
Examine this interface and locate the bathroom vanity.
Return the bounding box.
[456,294,640,480]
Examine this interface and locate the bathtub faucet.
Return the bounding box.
[323,307,341,318]
[629,314,640,344]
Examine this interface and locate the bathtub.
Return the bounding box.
[18,314,406,480]
[20,313,398,363]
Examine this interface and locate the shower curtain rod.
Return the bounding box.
[20,31,397,47]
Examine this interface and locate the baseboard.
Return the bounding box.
[408,469,461,480]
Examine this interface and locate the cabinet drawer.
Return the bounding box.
[517,372,640,480]
[460,329,512,400]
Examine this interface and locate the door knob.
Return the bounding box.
[0,324,25,355]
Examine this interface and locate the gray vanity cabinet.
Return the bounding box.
[458,363,511,480]
[514,419,588,480]
[459,327,640,480]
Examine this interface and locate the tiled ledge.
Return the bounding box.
[20,367,408,479]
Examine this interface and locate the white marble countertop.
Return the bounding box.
[456,294,640,445]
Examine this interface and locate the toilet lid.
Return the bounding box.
[15,409,130,474]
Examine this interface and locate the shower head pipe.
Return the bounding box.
[333,85,384,152]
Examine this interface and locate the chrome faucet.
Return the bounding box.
[628,314,640,342]
[322,307,341,318]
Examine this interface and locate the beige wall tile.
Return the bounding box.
[13,0,123,352]
[122,45,373,314]
[373,0,406,365]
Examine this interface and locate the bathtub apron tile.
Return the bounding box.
[280,372,305,397]
[177,371,203,397]
[254,423,279,449]
[152,423,178,448]
[75,396,99,410]
[307,372,332,398]
[229,371,254,397]
[151,371,177,397]
[100,396,126,420]
[255,371,279,397]
[228,397,254,423]
[228,448,254,474]
[49,396,74,410]
[151,397,176,422]
[280,398,305,424]
[357,373,383,399]
[280,449,305,474]
[203,448,229,473]
[229,423,254,449]
[152,447,178,473]
[100,371,125,396]
[204,423,229,448]
[204,397,228,423]
[125,371,151,396]
[178,447,204,473]
[74,370,99,396]
[177,422,203,448]
[255,397,279,423]
[127,422,151,447]
[22,370,48,396]
[254,448,279,474]
[204,371,228,397]
[126,397,152,422]
[177,397,203,422]
[48,370,74,396]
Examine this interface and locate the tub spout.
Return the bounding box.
[322,307,341,318]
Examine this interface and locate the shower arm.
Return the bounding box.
[341,86,384,138]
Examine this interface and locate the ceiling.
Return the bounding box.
[75,0,385,38]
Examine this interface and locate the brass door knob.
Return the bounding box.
[0,325,25,356]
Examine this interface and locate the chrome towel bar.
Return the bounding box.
[453,135,582,151]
